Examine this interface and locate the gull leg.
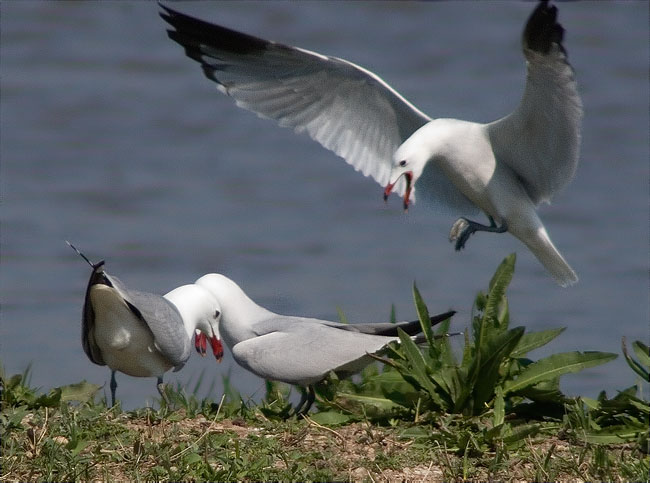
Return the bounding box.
[156,376,171,407]
[291,386,316,418]
[110,370,118,408]
[449,216,508,251]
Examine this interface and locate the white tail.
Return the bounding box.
[506,209,578,287]
[518,224,578,287]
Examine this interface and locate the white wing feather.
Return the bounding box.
[161,7,431,196]
[489,7,582,205]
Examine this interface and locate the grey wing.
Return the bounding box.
[488,1,582,205]
[232,320,391,386]
[160,6,431,196]
[106,274,192,369]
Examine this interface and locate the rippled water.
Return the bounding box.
[2,1,648,409]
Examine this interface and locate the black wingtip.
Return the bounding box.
[523,0,566,56]
[66,241,105,270]
[159,3,271,56]
[429,310,457,327]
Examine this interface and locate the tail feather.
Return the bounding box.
[520,225,578,287]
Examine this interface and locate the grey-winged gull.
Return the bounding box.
[192,273,456,415]
[68,242,223,407]
[160,1,582,286]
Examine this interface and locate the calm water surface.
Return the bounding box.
[2,1,648,409]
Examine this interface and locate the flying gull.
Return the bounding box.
[160,1,582,286]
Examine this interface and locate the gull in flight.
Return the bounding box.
[160,1,582,287]
[191,273,456,415]
[68,242,223,407]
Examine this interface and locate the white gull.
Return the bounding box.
[69,242,223,407]
[161,1,582,286]
[192,273,456,415]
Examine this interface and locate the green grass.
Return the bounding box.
[2,255,648,482]
[1,396,646,482]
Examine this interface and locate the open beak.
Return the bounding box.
[383,171,413,212]
[195,331,223,362]
[209,334,224,363]
[194,330,207,356]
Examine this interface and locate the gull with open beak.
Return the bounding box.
[194,273,457,416]
[161,1,581,287]
[68,242,223,407]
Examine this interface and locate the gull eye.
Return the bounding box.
[214,310,220,319]
[399,160,407,167]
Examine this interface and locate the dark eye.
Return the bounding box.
[399,160,407,167]
[214,310,220,319]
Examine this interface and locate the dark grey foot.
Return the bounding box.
[449,216,507,251]
[110,370,118,408]
[290,386,316,418]
[156,377,171,407]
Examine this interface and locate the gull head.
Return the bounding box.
[191,297,223,362]
[165,284,224,362]
[384,134,431,212]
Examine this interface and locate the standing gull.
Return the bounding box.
[160,1,582,286]
[68,243,223,407]
[191,273,456,415]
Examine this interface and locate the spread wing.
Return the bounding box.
[160,5,431,195]
[488,1,582,205]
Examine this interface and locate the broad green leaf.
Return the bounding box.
[434,317,457,366]
[309,410,351,425]
[60,381,101,403]
[66,438,90,457]
[488,253,516,293]
[623,356,649,381]
[518,384,564,403]
[503,351,617,395]
[498,296,510,330]
[632,340,650,367]
[502,423,541,448]
[336,393,399,410]
[484,254,515,330]
[184,452,202,465]
[581,397,601,410]
[34,388,63,408]
[473,327,525,410]
[629,399,650,414]
[622,338,650,380]
[578,425,642,444]
[431,367,466,406]
[460,331,473,370]
[397,328,446,409]
[412,282,433,347]
[366,368,410,384]
[511,328,566,358]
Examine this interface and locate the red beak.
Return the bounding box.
[402,172,413,212]
[383,171,413,212]
[210,335,224,363]
[194,332,207,356]
[383,183,394,202]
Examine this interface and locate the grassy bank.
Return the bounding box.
[2,255,648,481]
[1,388,646,482]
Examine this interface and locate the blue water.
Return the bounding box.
[2,1,648,410]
